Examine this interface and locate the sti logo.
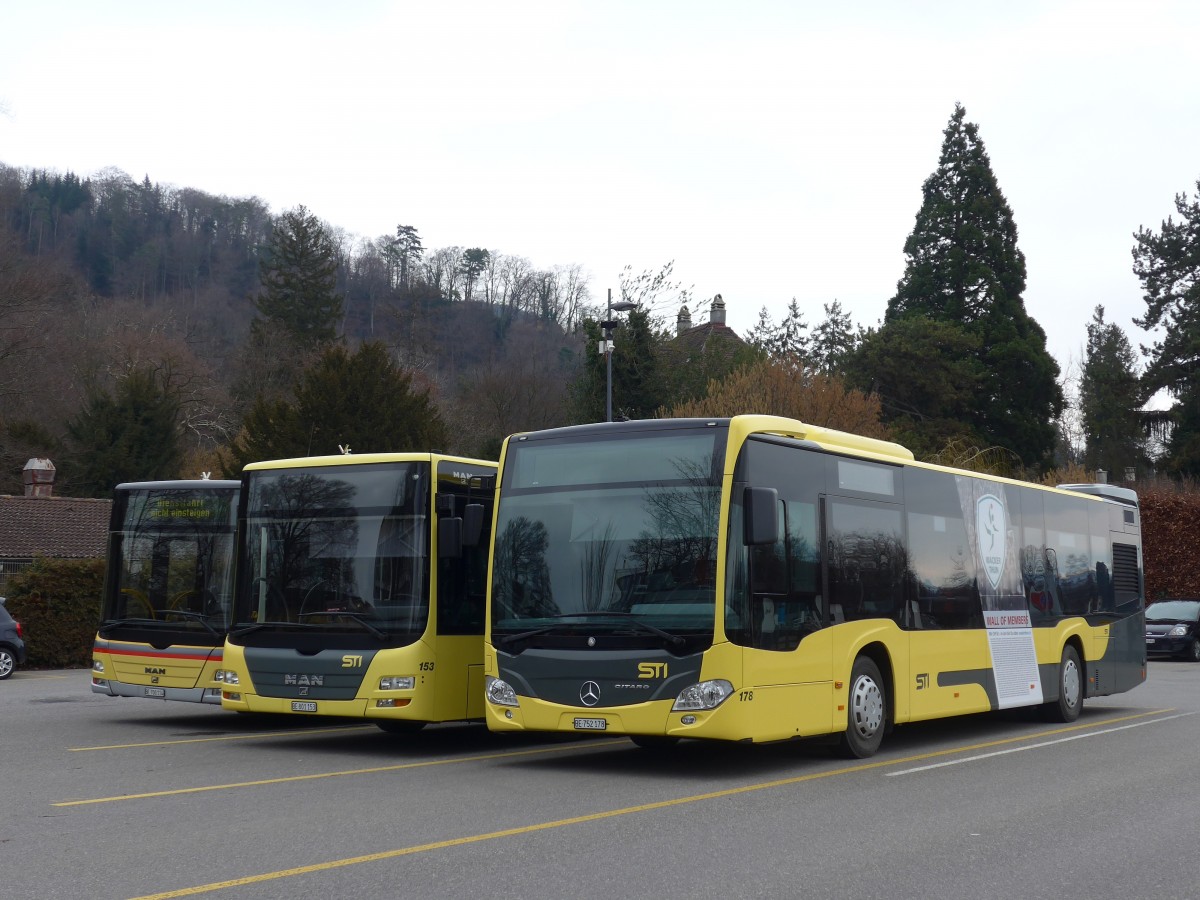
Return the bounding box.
[638,662,668,679]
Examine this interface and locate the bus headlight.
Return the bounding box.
[485,675,518,707]
[214,669,239,685]
[379,676,415,691]
[672,679,734,711]
[92,659,105,673]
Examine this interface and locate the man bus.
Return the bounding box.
[217,452,494,733]
[92,480,240,703]
[483,416,1145,757]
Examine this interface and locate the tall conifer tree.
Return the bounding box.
[254,205,342,349]
[1132,179,1200,475]
[1079,305,1147,477]
[877,104,1062,468]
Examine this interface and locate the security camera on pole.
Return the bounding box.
[601,288,637,422]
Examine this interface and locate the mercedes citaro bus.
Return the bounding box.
[483,416,1145,756]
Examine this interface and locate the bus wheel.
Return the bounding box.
[376,720,426,735]
[1045,645,1083,723]
[837,656,886,759]
[629,735,680,750]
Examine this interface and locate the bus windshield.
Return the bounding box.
[100,485,238,639]
[491,429,723,640]
[233,462,431,642]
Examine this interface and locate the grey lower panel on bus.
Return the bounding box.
[936,668,1003,708]
[243,647,378,700]
[498,648,704,707]
[938,665,1066,709]
[1088,613,1146,697]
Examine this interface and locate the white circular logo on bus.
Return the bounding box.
[580,681,601,706]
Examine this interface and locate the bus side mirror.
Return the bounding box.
[743,486,779,546]
[438,517,463,559]
[462,503,486,547]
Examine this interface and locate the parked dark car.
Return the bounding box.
[0,597,26,679]
[1145,599,1200,661]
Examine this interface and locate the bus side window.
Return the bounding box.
[828,500,904,625]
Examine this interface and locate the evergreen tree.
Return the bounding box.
[766,298,809,363]
[65,368,183,495]
[253,205,343,349]
[850,316,986,459]
[462,248,490,302]
[809,300,857,375]
[746,305,775,351]
[393,224,424,291]
[872,104,1062,468]
[225,341,448,470]
[1079,305,1148,478]
[571,307,664,423]
[1132,179,1200,475]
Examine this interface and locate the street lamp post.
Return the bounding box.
[601,288,637,422]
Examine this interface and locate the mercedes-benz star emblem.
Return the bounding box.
[580,681,601,707]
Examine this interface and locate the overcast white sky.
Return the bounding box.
[2,0,1197,374]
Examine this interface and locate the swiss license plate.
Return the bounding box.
[291,701,318,712]
[573,717,607,731]
[143,687,166,698]
[1146,638,1156,644]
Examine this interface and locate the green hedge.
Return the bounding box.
[5,557,105,668]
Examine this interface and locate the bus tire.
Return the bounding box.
[629,735,680,750]
[376,719,426,735]
[837,656,886,758]
[1045,644,1083,723]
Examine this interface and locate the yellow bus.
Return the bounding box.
[483,416,1146,756]
[92,480,240,703]
[218,452,495,733]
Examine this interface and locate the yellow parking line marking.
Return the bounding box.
[128,709,1171,899]
[70,724,373,752]
[54,739,626,807]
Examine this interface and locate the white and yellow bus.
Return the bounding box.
[483,416,1145,756]
[218,452,495,733]
[92,480,240,703]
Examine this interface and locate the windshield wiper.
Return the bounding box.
[582,611,686,648]
[157,609,222,637]
[98,617,158,635]
[229,620,298,638]
[298,610,388,640]
[496,611,685,649]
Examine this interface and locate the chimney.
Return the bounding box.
[677,305,692,335]
[710,293,726,326]
[23,458,56,497]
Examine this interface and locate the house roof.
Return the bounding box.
[0,495,111,559]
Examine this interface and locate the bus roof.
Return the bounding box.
[242,452,496,472]
[114,480,240,491]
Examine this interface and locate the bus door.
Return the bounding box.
[432,468,494,720]
[733,485,831,739]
